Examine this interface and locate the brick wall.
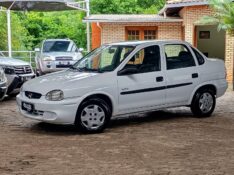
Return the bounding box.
[225,33,234,87]
[180,5,213,44]
[180,5,233,87]
[99,22,183,45]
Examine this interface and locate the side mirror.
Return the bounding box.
[34,48,40,52]
[117,65,138,76]
[78,48,84,52]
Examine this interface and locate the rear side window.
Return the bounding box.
[192,48,205,65]
[165,44,196,70]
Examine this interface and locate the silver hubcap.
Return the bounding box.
[81,105,105,130]
[199,92,214,113]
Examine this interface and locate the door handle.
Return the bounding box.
[192,73,199,78]
[156,76,164,82]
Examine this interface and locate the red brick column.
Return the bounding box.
[91,23,101,49]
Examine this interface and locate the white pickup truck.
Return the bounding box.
[17,40,227,133]
[0,53,35,97]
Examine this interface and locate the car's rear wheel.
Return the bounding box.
[191,89,216,117]
[75,98,111,133]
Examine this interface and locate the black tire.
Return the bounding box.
[75,98,111,133]
[191,88,216,117]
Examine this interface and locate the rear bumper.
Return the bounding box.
[216,79,228,98]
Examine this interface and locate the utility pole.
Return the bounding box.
[7,9,12,57]
[86,0,90,52]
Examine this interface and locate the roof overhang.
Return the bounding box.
[83,15,183,23]
[0,0,78,11]
[159,0,209,15]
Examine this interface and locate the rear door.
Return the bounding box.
[163,44,200,105]
[117,44,166,114]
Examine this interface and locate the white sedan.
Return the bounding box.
[17,40,227,133]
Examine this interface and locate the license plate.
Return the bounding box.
[22,102,34,113]
[59,61,70,65]
[21,76,31,82]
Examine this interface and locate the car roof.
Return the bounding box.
[107,40,190,46]
[44,39,72,42]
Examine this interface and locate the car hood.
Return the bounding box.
[0,57,30,66]
[23,70,99,95]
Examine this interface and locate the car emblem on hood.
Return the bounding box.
[24,67,27,73]
[27,92,33,99]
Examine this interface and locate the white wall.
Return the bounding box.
[196,25,225,60]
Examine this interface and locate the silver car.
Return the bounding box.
[35,39,83,75]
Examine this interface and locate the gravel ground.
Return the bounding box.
[0,93,234,175]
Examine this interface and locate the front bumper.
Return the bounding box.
[6,73,35,94]
[0,82,7,100]
[40,60,76,74]
[16,93,82,125]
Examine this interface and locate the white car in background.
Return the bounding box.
[17,40,227,133]
[0,53,35,96]
[35,39,83,75]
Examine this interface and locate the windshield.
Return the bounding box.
[71,45,135,73]
[43,41,74,52]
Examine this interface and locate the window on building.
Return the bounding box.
[127,30,140,40]
[126,27,157,41]
[144,30,157,40]
[165,44,196,70]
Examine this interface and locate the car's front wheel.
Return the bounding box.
[191,89,216,117]
[75,98,111,133]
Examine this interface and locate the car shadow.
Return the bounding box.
[109,109,192,129]
[28,109,193,135]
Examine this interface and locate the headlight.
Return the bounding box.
[46,90,64,101]
[2,66,15,74]
[43,56,53,61]
[0,67,6,82]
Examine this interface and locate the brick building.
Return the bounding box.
[84,0,234,89]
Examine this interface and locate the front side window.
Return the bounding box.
[165,44,196,70]
[72,45,135,73]
[123,45,161,73]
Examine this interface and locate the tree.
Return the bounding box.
[91,0,165,14]
[200,0,234,32]
[0,11,29,51]
[23,11,86,49]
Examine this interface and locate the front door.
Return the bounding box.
[117,45,166,114]
[163,44,200,105]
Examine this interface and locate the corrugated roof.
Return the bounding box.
[166,0,208,5]
[83,14,182,23]
[0,0,76,11]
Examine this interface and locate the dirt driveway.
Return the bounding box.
[0,93,234,175]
